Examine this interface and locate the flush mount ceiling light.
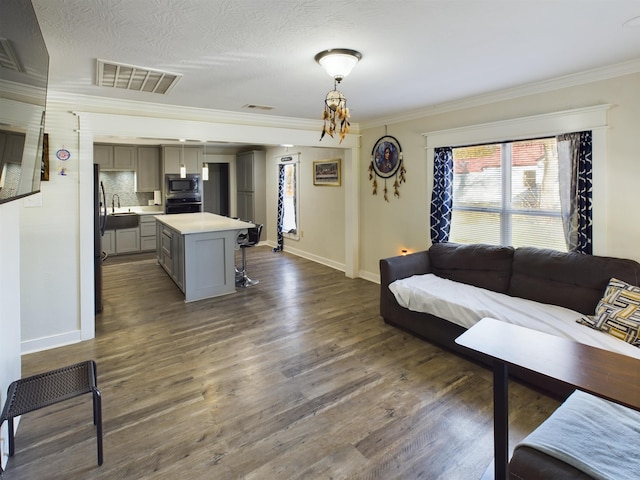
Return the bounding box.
[315,49,362,143]
[315,49,362,83]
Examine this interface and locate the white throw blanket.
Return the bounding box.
[389,273,640,359]
[517,390,640,480]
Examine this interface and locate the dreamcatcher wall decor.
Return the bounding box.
[369,135,406,201]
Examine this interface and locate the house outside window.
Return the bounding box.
[450,137,567,251]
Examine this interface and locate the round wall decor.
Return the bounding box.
[369,135,406,201]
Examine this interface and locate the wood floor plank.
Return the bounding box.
[2,247,560,479]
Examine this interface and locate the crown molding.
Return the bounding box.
[361,58,640,130]
[0,79,47,105]
[46,90,361,135]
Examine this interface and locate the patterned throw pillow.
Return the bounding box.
[577,278,640,347]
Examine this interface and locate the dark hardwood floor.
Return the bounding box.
[3,247,559,479]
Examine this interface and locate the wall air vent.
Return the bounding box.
[0,37,23,72]
[96,59,181,95]
[242,104,275,111]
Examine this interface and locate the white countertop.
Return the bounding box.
[154,212,254,234]
[111,206,164,215]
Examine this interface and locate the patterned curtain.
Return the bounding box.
[273,164,285,252]
[557,131,592,254]
[430,147,454,244]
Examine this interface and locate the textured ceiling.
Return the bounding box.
[30,0,640,125]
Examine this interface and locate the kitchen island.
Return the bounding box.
[154,212,254,302]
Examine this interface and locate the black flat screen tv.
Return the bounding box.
[0,0,49,205]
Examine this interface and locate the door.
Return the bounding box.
[203,163,230,216]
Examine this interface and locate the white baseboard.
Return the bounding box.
[21,330,82,355]
[265,241,345,272]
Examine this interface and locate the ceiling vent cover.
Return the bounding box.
[96,59,181,95]
[242,104,275,111]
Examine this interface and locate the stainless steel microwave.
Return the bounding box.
[165,174,201,198]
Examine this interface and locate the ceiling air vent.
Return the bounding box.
[0,37,23,72]
[96,59,181,95]
[242,104,275,111]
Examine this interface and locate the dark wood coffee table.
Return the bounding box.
[455,317,640,480]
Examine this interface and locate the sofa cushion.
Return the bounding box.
[428,242,514,293]
[578,278,640,347]
[509,247,640,315]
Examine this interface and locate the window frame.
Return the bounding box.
[424,105,609,251]
[277,153,300,241]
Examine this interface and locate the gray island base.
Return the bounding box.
[154,212,254,302]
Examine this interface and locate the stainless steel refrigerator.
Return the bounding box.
[94,164,107,313]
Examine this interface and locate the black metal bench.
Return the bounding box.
[0,360,103,473]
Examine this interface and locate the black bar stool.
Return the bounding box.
[236,224,263,287]
[0,360,103,473]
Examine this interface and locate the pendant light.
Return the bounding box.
[179,141,186,178]
[202,142,209,181]
[315,49,362,143]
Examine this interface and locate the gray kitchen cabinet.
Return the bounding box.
[94,144,113,170]
[102,230,115,255]
[139,215,157,251]
[115,227,140,254]
[157,222,184,291]
[114,146,136,169]
[162,146,200,175]
[136,147,161,192]
[94,144,135,170]
[235,150,265,226]
[172,230,184,290]
[0,131,25,165]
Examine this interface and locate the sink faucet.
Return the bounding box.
[111,193,120,213]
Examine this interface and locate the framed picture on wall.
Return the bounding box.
[313,158,341,186]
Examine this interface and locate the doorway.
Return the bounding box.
[203,163,230,216]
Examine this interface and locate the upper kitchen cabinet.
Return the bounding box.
[0,131,26,166]
[94,144,136,170]
[162,146,201,175]
[236,150,266,226]
[94,144,113,169]
[136,146,161,192]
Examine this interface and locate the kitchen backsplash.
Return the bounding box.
[100,171,155,207]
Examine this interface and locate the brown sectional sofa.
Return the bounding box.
[380,242,640,479]
[379,242,640,398]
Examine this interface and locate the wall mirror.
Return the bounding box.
[0,0,49,204]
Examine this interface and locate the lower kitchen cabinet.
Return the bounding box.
[103,214,159,255]
[115,228,140,254]
[157,222,184,291]
[139,215,157,251]
[102,230,115,255]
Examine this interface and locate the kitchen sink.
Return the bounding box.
[105,212,139,230]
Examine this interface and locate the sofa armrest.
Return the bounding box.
[379,251,431,319]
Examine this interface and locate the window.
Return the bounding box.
[281,162,298,236]
[275,153,299,254]
[450,137,567,251]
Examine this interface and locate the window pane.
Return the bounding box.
[449,137,566,251]
[450,210,501,245]
[453,144,502,209]
[511,214,566,251]
[510,138,560,212]
[282,164,297,233]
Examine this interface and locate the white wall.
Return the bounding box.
[20,104,85,352]
[0,200,21,469]
[359,72,640,278]
[265,146,347,269]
